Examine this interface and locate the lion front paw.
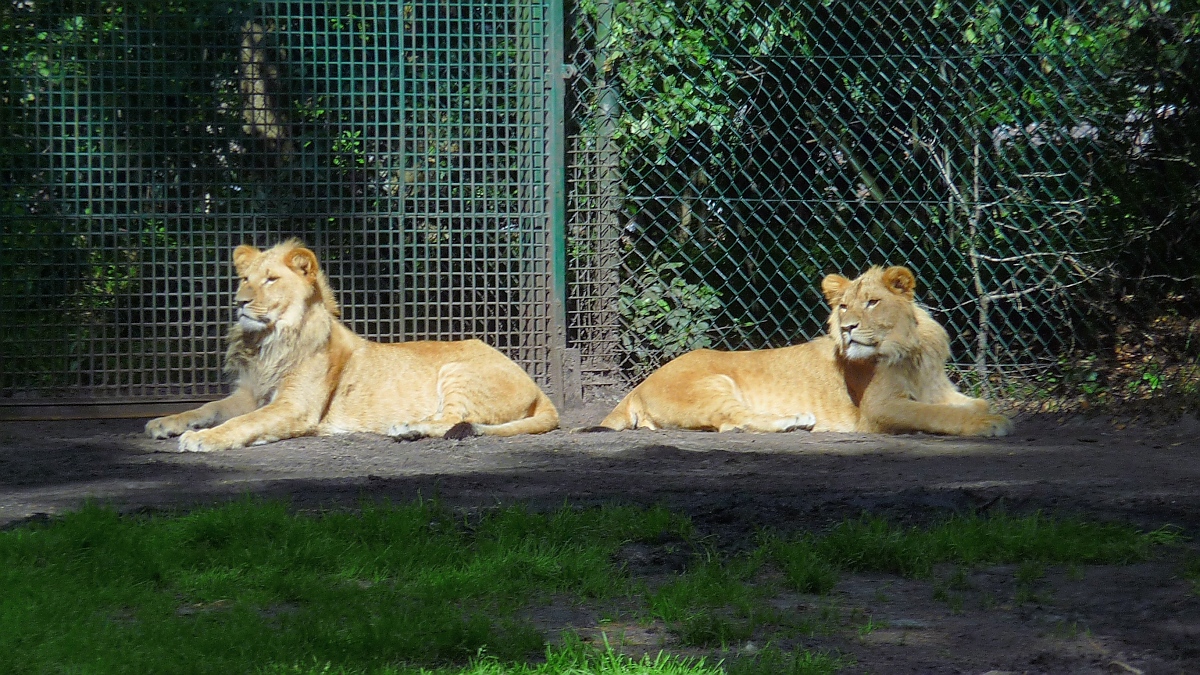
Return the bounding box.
[966,414,1014,438]
[387,423,425,442]
[145,414,190,439]
[178,429,235,453]
[783,413,817,432]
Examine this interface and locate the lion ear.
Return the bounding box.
[821,274,850,304]
[285,246,320,281]
[233,244,260,274]
[881,266,916,299]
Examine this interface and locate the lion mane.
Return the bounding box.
[597,265,1012,437]
[146,240,558,451]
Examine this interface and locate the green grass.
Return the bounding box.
[764,513,1179,593]
[0,501,1179,674]
[0,499,690,673]
[1183,553,1200,595]
[262,640,729,674]
[259,640,848,675]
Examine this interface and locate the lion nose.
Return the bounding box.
[841,321,858,334]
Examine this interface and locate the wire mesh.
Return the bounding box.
[1,0,563,404]
[565,0,1200,402]
[3,0,1197,410]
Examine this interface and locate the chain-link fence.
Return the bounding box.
[2,0,566,412]
[566,0,1200,409]
[3,0,1198,414]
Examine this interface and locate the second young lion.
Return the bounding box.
[597,266,1012,437]
[145,240,558,452]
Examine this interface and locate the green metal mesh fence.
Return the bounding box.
[565,0,1200,404]
[1,0,565,407]
[3,0,1198,412]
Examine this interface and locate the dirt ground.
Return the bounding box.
[3,401,1200,674]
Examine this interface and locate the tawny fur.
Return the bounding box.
[598,266,1012,437]
[146,240,558,452]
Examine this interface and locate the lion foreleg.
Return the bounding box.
[145,388,257,439]
[864,398,1012,437]
[941,391,991,413]
[177,400,317,452]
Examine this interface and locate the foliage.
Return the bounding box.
[618,259,721,377]
[571,0,1200,391]
[1,0,546,395]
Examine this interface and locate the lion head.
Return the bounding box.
[821,266,930,365]
[231,239,339,333]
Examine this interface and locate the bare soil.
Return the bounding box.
[3,402,1200,674]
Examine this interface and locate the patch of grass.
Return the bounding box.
[979,591,998,610]
[675,608,754,647]
[263,640,726,674]
[764,513,1176,591]
[1014,560,1050,605]
[855,616,881,637]
[1046,620,1088,641]
[0,500,1181,674]
[1183,553,1200,595]
[644,557,765,647]
[1015,560,1046,586]
[0,499,691,673]
[931,565,972,613]
[724,644,849,675]
[766,545,839,595]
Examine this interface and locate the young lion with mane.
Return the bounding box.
[146,240,559,452]
[596,265,1012,437]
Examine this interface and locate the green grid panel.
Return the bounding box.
[565,0,1198,395]
[1,0,562,404]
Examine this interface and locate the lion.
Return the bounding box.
[595,265,1012,437]
[145,240,559,452]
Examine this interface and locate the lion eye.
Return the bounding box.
[838,304,847,312]
[866,298,880,308]
[265,276,279,285]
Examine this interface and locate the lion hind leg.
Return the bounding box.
[398,394,559,441]
[695,376,815,433]
[388,364,479,440]
[388,405,470,441]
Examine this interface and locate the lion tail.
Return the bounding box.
[473,390,560,437]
